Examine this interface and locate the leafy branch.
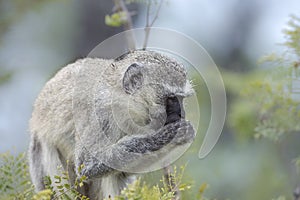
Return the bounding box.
[105,0,165,50]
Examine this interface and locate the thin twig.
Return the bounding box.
[163,165,181,200]
[142,1,152,50]
[113,0,136,51]
[150,0,163,27]
[145,1,151,27]
[142,0,164,50]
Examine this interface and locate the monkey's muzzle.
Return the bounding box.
[164,96,185,125]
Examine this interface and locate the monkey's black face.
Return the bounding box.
[164,95,185,125]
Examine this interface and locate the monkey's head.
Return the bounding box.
[112,50,194,133]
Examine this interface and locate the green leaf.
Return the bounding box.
[64,183,70,189]
[54,175,61,183]
[105,12,127,27]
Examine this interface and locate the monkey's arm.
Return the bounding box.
[77,120,194,178]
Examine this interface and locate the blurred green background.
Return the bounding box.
[1,0,300,199]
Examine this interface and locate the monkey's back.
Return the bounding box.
[29,58,113,158]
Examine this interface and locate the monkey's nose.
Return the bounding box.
[165,95,184,125]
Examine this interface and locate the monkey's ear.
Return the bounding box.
[122,63,144,94]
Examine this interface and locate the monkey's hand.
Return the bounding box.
[76,119,195,178]
[77,156,114,179]
[168,120,195,145]
[119,119,195,153]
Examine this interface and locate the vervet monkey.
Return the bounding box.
[28,50,195,199]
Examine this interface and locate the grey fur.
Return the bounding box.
[28,50,195,199]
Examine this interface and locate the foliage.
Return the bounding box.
[114,178,174,200]
[105,0,163,29]
[283,15,300,56]
[114,165,192,200]
[0,152,211,200]
[0,152,88,200]
[114,165,212,200]
[225,71,262,140]
[105,11,128,27]
[242,80,300,141]
[228,14,300,199]
[196,183,210,200]
[0,152,34,199]
[42,163,89,200]
[229,14,300,142]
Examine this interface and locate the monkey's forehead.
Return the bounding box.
[146,65,187,87]
[117,50,187,76]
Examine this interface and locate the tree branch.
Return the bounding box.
[163,165,181,200]
[113,0,136,51]
[142,0,164,50]
[150,0,163,27]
